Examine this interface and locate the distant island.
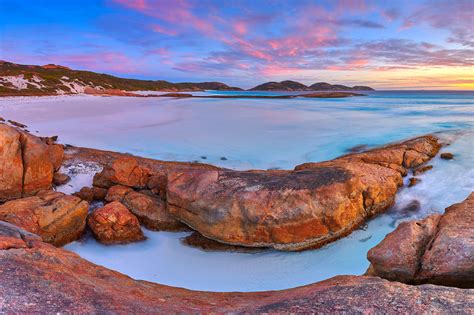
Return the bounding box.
[0,61,374,96]
[249,80,374,91]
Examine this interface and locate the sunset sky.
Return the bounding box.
[1,0,473,89]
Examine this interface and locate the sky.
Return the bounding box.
[0,0,473,89]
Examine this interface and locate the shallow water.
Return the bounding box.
[1,91,473,292]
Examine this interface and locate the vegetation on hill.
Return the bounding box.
[250,80,374,91]
[0,61,241,96]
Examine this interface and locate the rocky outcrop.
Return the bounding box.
[368,193,473,288]
[0,190,88,246]
[0,221,471,313]
[168,135,440,250]
[0,124,63,201]
[88,201,144,244]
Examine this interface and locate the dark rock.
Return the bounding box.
[408,177,420,187]
[53,173,71,186]
[440,152,454,160]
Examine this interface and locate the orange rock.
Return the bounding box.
[417,193,474,288]
[93,156,151,188]
[105,185,133,202]
[367,214,441,282]
[47,144,64,171]
[123,191,186,231]
[73,186,107,202]
[168,135,440,250]
[0,190,89,246]
[0,221,471,313]
[0,124,23,201]
[20,132,54,196]
[88,201,144,244]
[367,193,473,288]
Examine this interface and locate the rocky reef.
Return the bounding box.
[0,119,472,312]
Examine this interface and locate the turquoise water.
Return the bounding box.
[1,91,473,291]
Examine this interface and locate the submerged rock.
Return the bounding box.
[0,221,472,313]
[408,177,420,187]
[441,152,454,160]
[413,164,433,176]
[182,232,263,253]
[368,192,473,288]
[0,190,89,246]
[168,135,441,250]
[88,201,144,244]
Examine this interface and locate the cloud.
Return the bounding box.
[402,0,474,47]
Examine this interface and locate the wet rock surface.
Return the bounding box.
[368,193,473,288]
[0,221,472,313]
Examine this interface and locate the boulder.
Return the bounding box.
[73,186,107,202]
[408,177,420,187]
[168,135,440,250]
[417,193,474,288]
[367,193,473,288]
[20,132,54,196]
[93,156,151,189]
[0,221,472,313]
[88,201,144,244]
[0,124,59,201]
[123,191,186,231]
[105,185,133,202]
[47,144,64,171]
[0,124,23,201]
[0,190,89,246]
[367,214,441,282]
[53,172,71,186]
[441,152,454,160]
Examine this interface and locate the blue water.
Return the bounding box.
[1,90,473,291]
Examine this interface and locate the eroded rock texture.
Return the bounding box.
[167,135,440,250]
[0,190,88,246]
[368,192,473,288]
[88,201,144,244]
[0,221,472,313]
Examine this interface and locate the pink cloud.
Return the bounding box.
[151,24,177,36]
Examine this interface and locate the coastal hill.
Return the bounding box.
[250,80,374,91]
[0,61,374,96]
[0,61,242,96]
